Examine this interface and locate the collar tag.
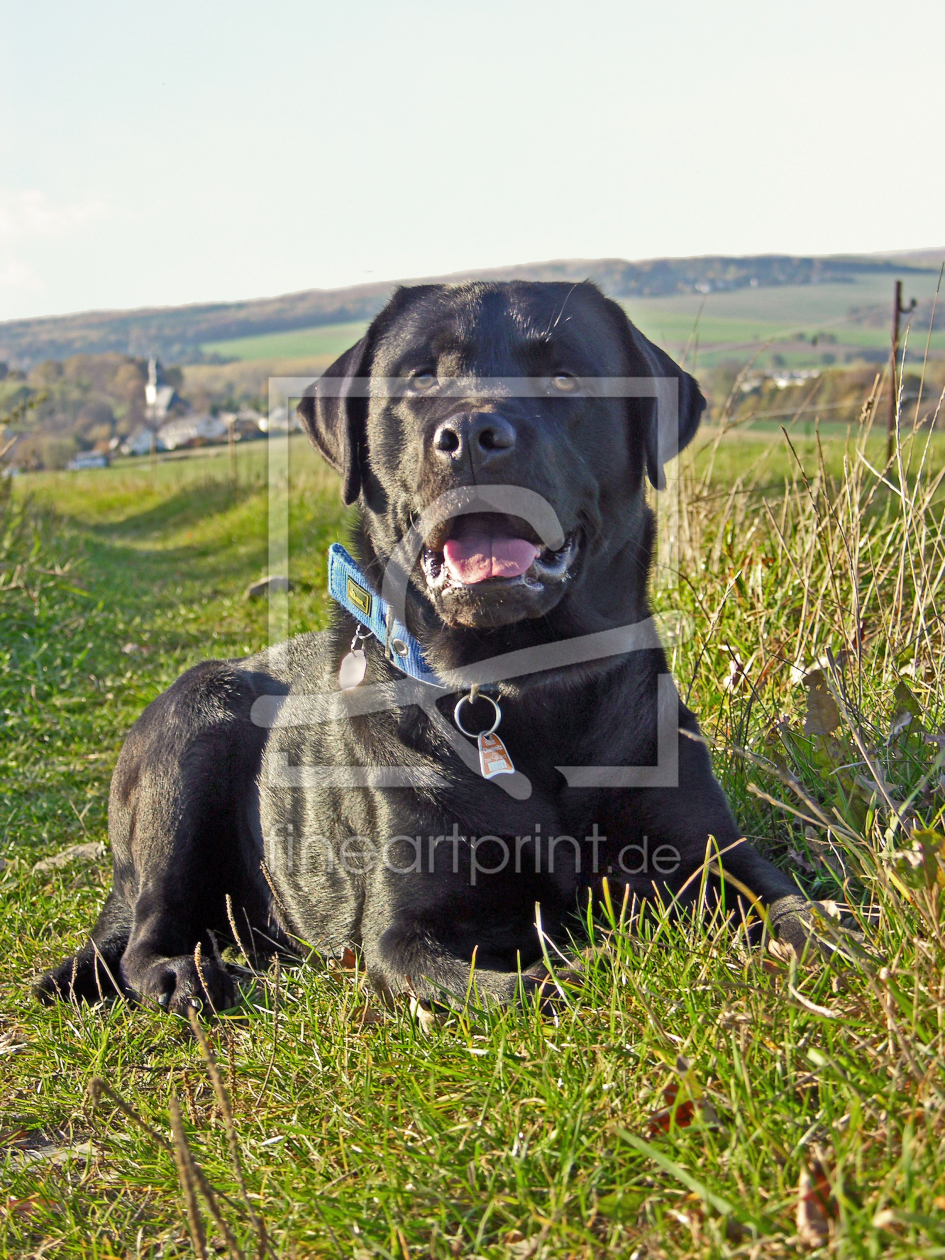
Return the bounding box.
[478,731,516,779]
[338,626,369,690]
[454,689,516,778]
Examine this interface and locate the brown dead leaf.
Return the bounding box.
[803,669,841,737]
[31,841,105,875]
[768,938,801,965]
[787,848,816,873]
[504,1226,549,1258]
[330,947,359,970]
[3,1196,58,1219]
[646,1083,698,1134]
[645,1058,720,1134]
[351,1004,385,1029]
[796,1156,835,1248]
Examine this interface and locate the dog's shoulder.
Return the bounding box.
[242,627,340,693]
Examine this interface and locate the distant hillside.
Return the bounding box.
[1,251,940,368]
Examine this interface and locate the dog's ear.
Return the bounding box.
[606,299,706,490]
[297,335,371,505]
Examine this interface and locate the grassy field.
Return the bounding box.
[199,274,945,374]
[627,272,945,361]
[201,323,371,364]
[2,399,945,1257]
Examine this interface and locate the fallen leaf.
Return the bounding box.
[890,680,922,742]
[721,646,748,692]
[351,1004,385,1029]
[505,1226,549,1258]
[646,1083,697,1134]
[796,1156,834,1248]
[890,830,945,891]
[3,1196,58,1219]
[0,1031,28,1058]
[788,986,840,1019]
[803,669,840,737]
[645,1057,719,1134]
[8,1140,93,1168]
[408,995,441,1035]
[32,842,105,875]
[768,939,801,965]
[787,848,816,873]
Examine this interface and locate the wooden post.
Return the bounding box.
[150,427,157,470]
[887,280,917,464]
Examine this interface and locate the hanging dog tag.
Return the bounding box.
[339,627,370,690]
[454,691,514,779]
[338,649,366,690]
[478,731,516,778]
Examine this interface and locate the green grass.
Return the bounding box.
[628,310,945,356]
[2,408,945,1257]
[202,322,371,363]
[625,273,945,367]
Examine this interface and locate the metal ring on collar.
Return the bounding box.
[453,692,501,738]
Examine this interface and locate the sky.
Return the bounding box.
[0,0,943,322]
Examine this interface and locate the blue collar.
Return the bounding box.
[327,543,447,689]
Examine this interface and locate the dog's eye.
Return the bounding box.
[411,372,437,392]
[550,373,577,393]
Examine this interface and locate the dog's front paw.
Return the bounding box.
[518,959,585,1009]
[127,955,235,1015]
[34,948,125,1005]
[768,894,864,961]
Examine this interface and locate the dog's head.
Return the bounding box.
[299,281,704,645]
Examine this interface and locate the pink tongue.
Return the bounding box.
[443,528,541,584]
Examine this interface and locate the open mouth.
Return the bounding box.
[420,513,579,594]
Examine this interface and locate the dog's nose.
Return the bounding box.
[432,412,516,464]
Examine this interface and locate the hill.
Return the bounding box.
[0,250,941,368]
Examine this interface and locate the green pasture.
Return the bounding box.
[2,416,945,1257]
[624,272,944,367]
[201,322,370,364]
[633,271,943,332]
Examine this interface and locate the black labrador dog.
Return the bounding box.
[37,280,812,1014]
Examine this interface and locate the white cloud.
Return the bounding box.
[0,189,110,242]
